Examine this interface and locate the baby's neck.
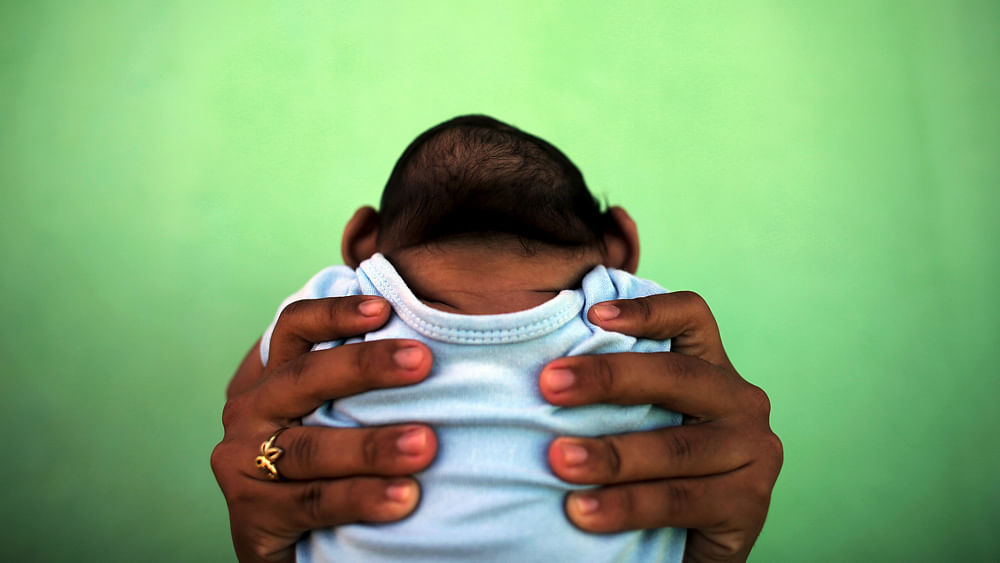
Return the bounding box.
[384,239,604,315]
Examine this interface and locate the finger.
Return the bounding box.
[564,473,747,533]
[269,296,392,368]
[539,352,745,417]
[274,425,437,481]
[548,423,751,485]
[588,292,730,367]
[251,339,432,421]
[229,476,422,562]
[247,476,421,533]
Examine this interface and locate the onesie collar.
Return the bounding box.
[359,253,586,344]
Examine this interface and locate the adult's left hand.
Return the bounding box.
[541,291,782,563]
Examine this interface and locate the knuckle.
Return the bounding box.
[743,383,771,417]
[760,431,784,476]
[353,343,377,381]
[323,297,347,328]
[593,356,617,399]
[665,431,695,465]
[770,432,785,466]
[633,296,654,324]
[669,354,697,383]
[209,442,230,480]
[734,382,771,430]
[600,437,624,480]
[220,399,239,429]
[749,474,775,505]
[678,290,717,331]
[743,457,781,511]
[665,481,691,512]
[362,430,380,469]
[279,299,309,322]
[284,354,310,386]
[678,290,709,313]
[273,300,307,337]
[220,395,249,429]
[283,430,318,472]
[300,481,329,523]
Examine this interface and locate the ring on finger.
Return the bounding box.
[255,427,289,481]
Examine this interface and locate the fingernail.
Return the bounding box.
[543,368,576,393]
[393,346,424,370]
[592,303,620,321]
[358,299,387,317]
[561,442,589,466]
[572,493,600,515]
[396,427,427,455]
[385,480,414,503]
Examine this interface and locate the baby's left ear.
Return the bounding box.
[341,206,380,268]
[601,206,640,273]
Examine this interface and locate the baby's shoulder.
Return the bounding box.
[287,265,363,301]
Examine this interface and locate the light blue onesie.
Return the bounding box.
[261,253,685,562]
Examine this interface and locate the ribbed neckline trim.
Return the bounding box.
[359,253,585,344]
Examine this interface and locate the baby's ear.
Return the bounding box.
[601,206,640,273]
[341,206,380,268]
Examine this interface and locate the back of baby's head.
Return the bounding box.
[377,115,611,251]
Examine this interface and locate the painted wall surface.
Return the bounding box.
[2,2,997,561]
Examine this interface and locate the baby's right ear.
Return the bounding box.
[341,206,380,268]
[601,206,640,273]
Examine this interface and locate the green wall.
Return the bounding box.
[2,2,997,561]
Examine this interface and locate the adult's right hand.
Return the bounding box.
[210,296,438,563]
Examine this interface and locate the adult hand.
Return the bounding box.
[541,291,783,563]
[211,296,438,563]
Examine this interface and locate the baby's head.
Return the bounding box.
[342,115,639,272]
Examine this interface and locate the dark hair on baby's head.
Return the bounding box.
[377,115,612,250]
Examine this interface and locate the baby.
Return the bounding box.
[261,115,685,562]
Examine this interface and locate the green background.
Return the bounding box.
[2,1,997,561]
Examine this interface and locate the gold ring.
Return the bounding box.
[255,427,288,481]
